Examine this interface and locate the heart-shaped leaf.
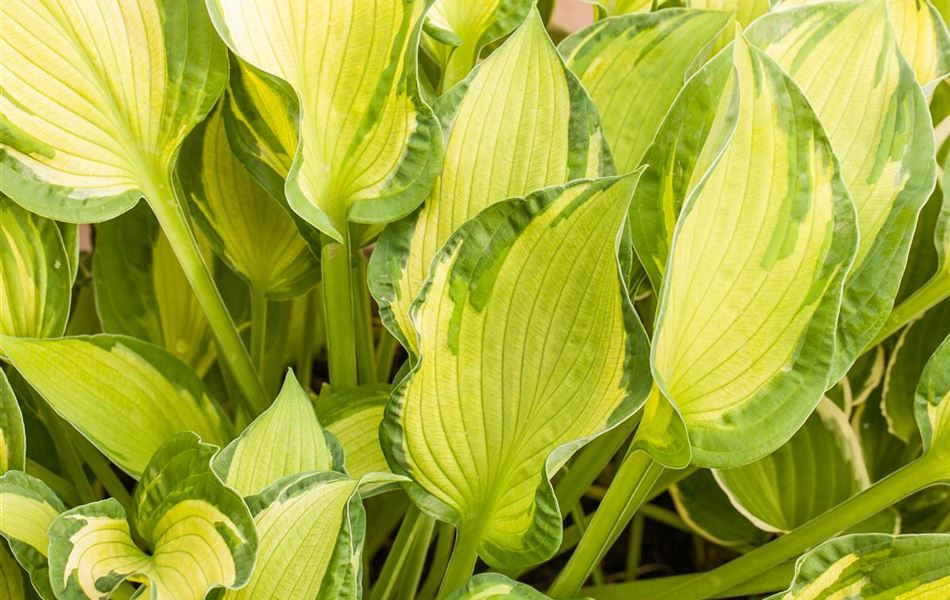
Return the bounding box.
[215,371,340,497]
[649,34,857,466]
[0,0,226,222]
[423,0,534,90]
[0,196,73,340]
[2,335,230,478]
[713,399,871,532]
[371,10,611,352]
[445,573,551,599]
[205,0,441,242]
[560,9,731,175]
[0,471,66,600]
[179,104,318,300]
[93,203,215,373]
[0,370,25,473]
[384,175,651,568]
[317,384,391,479]
[747,0,936,380]
[771,533,950,599]
[48,433,257,600]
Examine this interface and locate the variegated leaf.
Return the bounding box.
[215,371,339,497]
[916,332,950,481]
[587,0,655,16]
[0,471,66,600]
[317,384,391,479]
[48,433,257,600]
[383,176,651,568]
[1,196,73,340]
[1,335,230,478]
[748,0,936,380]
[445,573,550,599]
[671,470,770,549]
[0,0,226,222]
[205,0,441,242]
[371,10,611,353]
[771,533,950,599]
[650,34,857,466]
[0,370,25,473]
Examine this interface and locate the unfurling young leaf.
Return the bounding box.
[772,533,950,599]
[371,9,611,353]
[0,471,66,600]
[0,196,74,340]
[384,175,650,573]
[215,371,339,497]
[2,335,230,478]
[0,370,26,473]
[205,0,441,242]
[47,433,257,600]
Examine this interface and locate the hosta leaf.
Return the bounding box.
[423,0,534,90]
[317,384,391,479]
[1,196,72,339]
[383,175,651,568]
[371,11,611,352]
[2,540,35,600]
[883,299,950,443]
[852,388,908,483]
[206,0,441,242]
[0,471,66,600]
[713,400,870,532]
[179,104,318,300]
[938,153,950,273]
[690,0,769,27]
[2,335,230,478]
[628,386,691,469]
[0,0,226,222]
[221,472,386,599]
[916,332,950,479]
[445,573,550,599]
[747,0,936,381]
[48,433,257,600]
[1,370,26,473]
[215,372,339,497]
[771,533,950,599]
[650,34,857,466]
[671,469,770,549]
[93,203,215,372]
[559,9,731,175]
[588,0,654,16]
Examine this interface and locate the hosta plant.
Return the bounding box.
[2,0,950,599]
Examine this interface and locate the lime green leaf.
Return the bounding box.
[628,386,691,469]
[0,0,227,222]
[317,384,391,479]
[445,573,550,599]
[748,0,937,380]
[206,0,441,242]
[371,10,611,352]
[938,153,950,272]
[1,370,25,473]
[215,371,338,497]
[2,335,230,478]
[772,533,950,599]
[93,203,215,373]
[560,9,731,175]
[48,433,256,600]
[222,472,378,599]
[713,400,870,532]
[883,299,950,443]
[180,104,318,300]
[2,540,35,600]
[916,332,950,479]
[423,0,534,90]
[588,0,654,16]
[384,175,651,568]
[671,469,770,549]
[650,34,857,467]
[1,196,72,339]
[0,471,66,600]
[686,1,770,53]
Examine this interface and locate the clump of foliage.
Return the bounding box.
[2,0,950,598]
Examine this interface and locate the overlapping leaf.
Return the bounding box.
[748,0,936,380]
[445,573,550,599]
[317,384,391,479]
[215,372,339,497]
[48,433,256,600]
[2,335,230,477]
[0,370,25,473]
[0,0,226,222]
[206,0,441,241]
[771,533,950,599]
[383,176,650,568]
[649,34,857,466]
[916,332,950,480]
[671,470,770,549]
[1,196,74,340]
[1,541,34,600]
[371,10,611,352]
